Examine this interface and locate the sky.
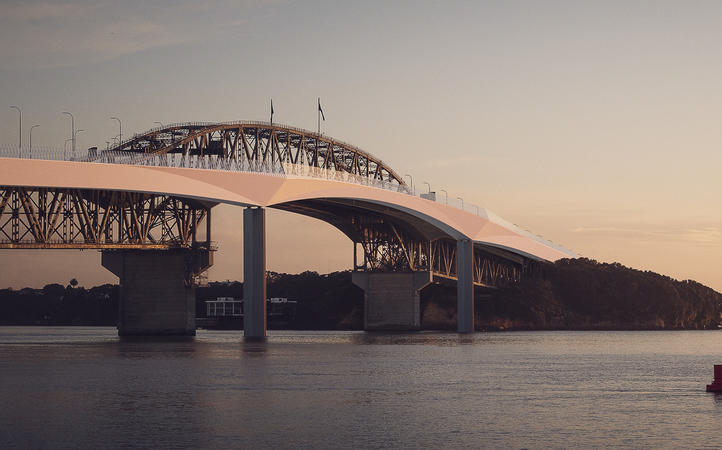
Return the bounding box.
[0,0,720,291]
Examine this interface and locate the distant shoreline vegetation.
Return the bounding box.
[0,259,720,331]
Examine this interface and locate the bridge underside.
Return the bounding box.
[0,186,214,251]
[273,199,541,333]
[274,199,537,287]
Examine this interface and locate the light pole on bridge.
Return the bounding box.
[29,124,39,156]
[154,122,164,142]
[110,117,122,147]
[64,138,72,159]
[74,129,85,155]
[404,174,414,193]
[9,106,21,148]
[61,111,75,154]
[457,197,464,210]
[423,181,431,194]
[440,189,448,205]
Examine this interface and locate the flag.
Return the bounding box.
[318,98,325,121]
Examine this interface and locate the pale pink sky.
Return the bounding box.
[1,0,720,291]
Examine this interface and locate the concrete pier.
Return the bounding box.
[352,271,432,331]
[456,238,474,333]
[102,250,196,336]
[243,207,267,338]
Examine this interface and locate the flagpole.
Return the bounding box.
[317,97,320,135]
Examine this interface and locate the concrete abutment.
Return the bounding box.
[352,271,432,331]
[102,249,197,336]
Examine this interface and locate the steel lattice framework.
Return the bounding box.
[0,186,211,250]
[349,214,529,287]
[111,122,405,185]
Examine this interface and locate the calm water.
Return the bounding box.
[1,327,721,448]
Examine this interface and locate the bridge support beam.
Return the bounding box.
[352,271,432,331]
[457,238,474,333]
[243,207,266,338]
[102,250,196,336]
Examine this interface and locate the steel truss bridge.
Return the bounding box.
[0,121,572,288]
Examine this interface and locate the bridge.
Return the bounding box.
[0,121,574,337]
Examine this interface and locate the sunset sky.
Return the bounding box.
[1,0,720,291]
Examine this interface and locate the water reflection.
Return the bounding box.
[242,338,268,356]
[1,327,721,447]
[350,331,478,346]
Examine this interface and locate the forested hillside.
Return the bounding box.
[422,258,722,330]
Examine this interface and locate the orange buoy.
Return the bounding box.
[706,365,722,392]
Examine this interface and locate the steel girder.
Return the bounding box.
[0,186,212,250]
[110,122,405,185]
[353,218,527,287]
[276,200,528,288]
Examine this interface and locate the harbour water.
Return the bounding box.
[1,327,721,448]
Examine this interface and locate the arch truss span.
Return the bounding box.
[110,121,405,186]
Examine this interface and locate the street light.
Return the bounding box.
[61,111,75,153]
[457,197,464,209]
[64,138,72,159]
[423,181,431,194]
[74,129,84,155]
[10,106,21,148]
[154,122,164,141]
[29,124,39,156]
[440,189,448,204]
[404,174,414,192]
[110,117,122,146]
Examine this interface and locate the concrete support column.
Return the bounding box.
[352,271,432,331]
[457,238,474,333]
[101,250,196,336]
[243,207,266,338]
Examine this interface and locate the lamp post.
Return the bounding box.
[423,181,431,194]
[154,122,164,142]
[29,124,39,156]
[61,111,75,153]
[64,138,72,159]
[10,106,21,148]
[110,117,122,146]
[404,174,414,192]
[73,129,84,155]
[440,189,448,204]
[457,197,464,209]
